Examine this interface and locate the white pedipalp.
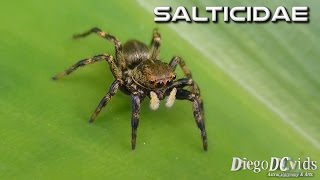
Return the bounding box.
[166,88,177,108]
[150,91,160,110]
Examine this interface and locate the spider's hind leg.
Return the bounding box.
[73,27,121,48]
[149,28,161,60]
[73,27,126,70]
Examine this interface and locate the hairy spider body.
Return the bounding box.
[53,28,208,151]
[123,40,149,69]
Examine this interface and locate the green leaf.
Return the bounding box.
[0,0,319,179]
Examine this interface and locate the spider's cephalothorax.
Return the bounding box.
[52,28,207,151]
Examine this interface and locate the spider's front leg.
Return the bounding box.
[149,28,161,60]
[169,57,202,95]
[131,93,142,150]
[176,88,207,151]
[169,56,192,79]
[167,78,207,151]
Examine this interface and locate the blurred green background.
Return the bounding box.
[0,0,319,179]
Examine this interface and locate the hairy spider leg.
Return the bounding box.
[169,56,192,79]
[89,80,121,123]
[168,78,193,89]
[166,78,207,151]
[52,54,121,80]
[175,88,208,151]
[169,56,201,95]
[149,28,161,60]
[73,27,126,70]
[131,93,142,150]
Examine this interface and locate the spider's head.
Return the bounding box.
[133,60,176,90]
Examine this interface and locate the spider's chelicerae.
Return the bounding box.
[52,28,207,151]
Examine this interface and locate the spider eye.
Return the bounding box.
[172,75,176,80]
[149,80,155,84]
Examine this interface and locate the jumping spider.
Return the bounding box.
[52,28,207,151]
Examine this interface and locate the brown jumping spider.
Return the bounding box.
[52,28,207,151]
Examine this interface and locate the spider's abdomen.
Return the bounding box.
[123,40,149,69]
